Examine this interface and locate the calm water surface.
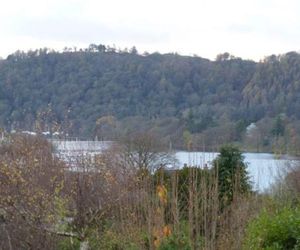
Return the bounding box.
[175,151,299,192]
[52,141,299,192]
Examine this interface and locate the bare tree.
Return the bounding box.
[58,146,141,250]
[119,132,177,173]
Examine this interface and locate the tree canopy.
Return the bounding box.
[0,45,300,149]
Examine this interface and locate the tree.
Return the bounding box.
[213,145,251,208]
[94,115,117,140]
[97,44,106,53]
[271,115,285,137]
[216,52,231,61]
[0,134,142,249]
[119,132,176,174]
[129,46,138,55]
[0,134,65,249]
[62,155,130,250]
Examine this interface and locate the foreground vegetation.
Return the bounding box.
[1,46,300,153]
[0,133,299,249]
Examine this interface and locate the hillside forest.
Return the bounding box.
[1,45,300,153]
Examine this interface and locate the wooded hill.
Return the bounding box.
[1,45,300,151]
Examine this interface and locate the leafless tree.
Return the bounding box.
[119,132,177,173]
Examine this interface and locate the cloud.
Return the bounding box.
[0,0,300,60]
[11,16,170,45]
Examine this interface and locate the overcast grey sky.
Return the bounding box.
[1,0,300,60]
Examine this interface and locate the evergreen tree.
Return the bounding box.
[213,145,251,208]
[271,115,285,137]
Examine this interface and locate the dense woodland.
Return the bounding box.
[1,45,300,152]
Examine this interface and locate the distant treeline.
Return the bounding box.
[0,45,300,152]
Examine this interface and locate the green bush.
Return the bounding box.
[57,238,80,250]
[158,232,192,250]
[243,207,300,250]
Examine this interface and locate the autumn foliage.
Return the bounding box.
[0,133,297,249]
[0,134,65,249]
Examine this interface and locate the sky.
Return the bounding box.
[0,0,300,61]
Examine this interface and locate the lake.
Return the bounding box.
[52,140,299,192]
[176,151,299,192]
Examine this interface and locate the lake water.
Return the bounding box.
[175,151,299,192]
[51,140,299,192]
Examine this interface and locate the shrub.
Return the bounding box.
[158,232,192,250]
[243,207,300,250]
